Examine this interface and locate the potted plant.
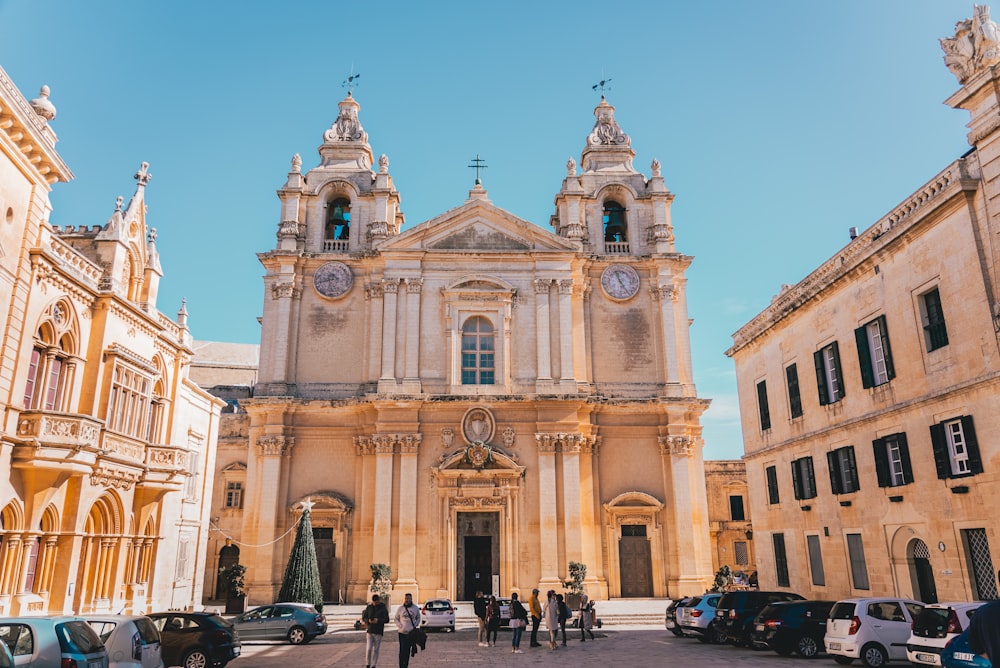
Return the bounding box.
[563,561,587,610]
[219,563,246,614]
[369,563,392,603]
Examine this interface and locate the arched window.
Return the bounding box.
[325,198,351,242]
[461,317,495,385]
[23,328,72,411]
[603,200,627,242]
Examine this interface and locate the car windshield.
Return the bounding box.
[56,621,105,654]
[830,602,857,620]
[425,601,451,611]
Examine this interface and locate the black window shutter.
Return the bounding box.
[827,451,841,494]
[831,342,845,399]
[814,350,828,405]
[855,325,874,389]
[877,315,895,381]
[929,423,951,479]
[846,447,859,491]
[897,433,914,484]
[766,466,780,504]
[756,380,771,431]
[791,460,802,500]
[962,416,983,475]
[872,438,890,487]
[786,364,803,418]
[805,456,816,498]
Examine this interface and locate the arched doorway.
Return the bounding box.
[909,539,937,604]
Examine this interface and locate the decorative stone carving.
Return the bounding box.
[534,433,600,453]
[464,442,493,469]
[558,279,574,294]
[659,435,692,456]
[651,158,661,177]
[462,407,495,445]
[91,464,141,490]
[534,279,552,294]
[587,99,630,146]
[441,427,454,449]
[291,154,302,173]
[501,427,515,448]
[256,435,293,456]
[271,281,300,299]
[379,154,389,173]
[354,433,422,455]
[324,95,368,143]
[382,279,399,294]
[941,5,1000,83]
[566,157,576,176]
[406,278,423,293]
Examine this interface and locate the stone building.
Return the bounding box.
[0,65,223,615]
[704,460,755,580]
[237,92,715,604]
[726,10,1000,603]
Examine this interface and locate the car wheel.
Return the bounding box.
[697,622,720,644]
[796,635,819,658]
[669,626,684,637]
[183,649,209,668]
[861,642,888,668]
[288,626,307,645]
[833,657,854,665]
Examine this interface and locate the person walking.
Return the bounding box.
[556,593,569,646]
[579,593,596,641]
[362,593,390,668]
[473,591,488,647]
[528,588,542,647]
[969,575,1000,663]
[509,592,528,654]
[393,592,422,668]
[485,595,501,647]
[542,589,560,650]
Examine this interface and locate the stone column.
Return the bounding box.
[561,437,584,563]
[535,435,560,587]
[379,280,399,388]
[557,280,575,385]
[266,280,300,386]
[395,434,421,592]
[659,436,704,592]
[403,279,422,390]
[15,536,36,593]
[1,536,22,595]
[577,437,601,590]
[534,280,552,382]
[365,283,384,383]
[245,434,294,603]
[654,286,679,386]
[674,279,694,386]
[372,436,394,563]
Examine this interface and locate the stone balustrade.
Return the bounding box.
[16,411,101,449]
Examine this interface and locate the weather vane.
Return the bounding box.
[468,154,488,185]
[592,77,612,98]
[343,67,361,94]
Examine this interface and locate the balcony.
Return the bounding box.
[12,411,104,473]
[322,239,349,253]
[604,241,630,254]
[141,444,188,491]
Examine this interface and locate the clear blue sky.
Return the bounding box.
[0,1,978,459]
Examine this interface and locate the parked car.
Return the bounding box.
[825,597,924,668]
[677,593,722,643]
[714,590,806,646]
[420,599,456,632]
[751,599,835,658]
[0,616,109,667]
[907,602,986,666]
[665,597,694,637]
[495,598,512,628]
[940,628,992,668]
[85,615,163,668]
[147,611,240,668]
[233,603,326,645]
[0,639,11,668]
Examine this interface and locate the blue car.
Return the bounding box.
[941,628,991,668]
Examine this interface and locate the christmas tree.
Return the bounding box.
[278,499,324,611]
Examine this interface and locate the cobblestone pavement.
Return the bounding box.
[227,626,816,667]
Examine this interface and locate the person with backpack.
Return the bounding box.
[556,593,571,646]
[508,592,528,654]
[485,595,501,647]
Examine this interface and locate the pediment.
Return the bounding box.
[377,198,579,253]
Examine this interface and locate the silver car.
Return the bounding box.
[678,593,723,643]
[233,603,327,644]
[85,615,163,668]
[0,616,108,667]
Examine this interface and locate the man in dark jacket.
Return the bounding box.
[473,590,488,647]
[969,575,1000,664]
[362,593,390,668]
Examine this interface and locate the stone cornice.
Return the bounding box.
[0,64,73,184]
[728,157,978,356]
[534,432,600,453]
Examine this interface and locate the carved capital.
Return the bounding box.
[406,278,423,294]
[659,435,692,456]
[256,434,294,456]
[354,433,422,455]
[558,279,575,295]
[383,279,399,294]
[365,282,384,300]
[534,279,552,294]
[271,281,300,300]
[535,432,599,454]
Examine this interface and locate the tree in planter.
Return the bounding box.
[369,563,392,601]
[710,565,732,592]
[219,562,247,614]
[278,499,324,611]
[563,561,587,610]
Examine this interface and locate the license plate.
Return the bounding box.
[755,624,764,632]
[955,652,975,662]
[916,653,937,663]
[89,662,102,668]
[829,642,841,650]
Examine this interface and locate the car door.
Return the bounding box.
[867,600,915,660]
[267,607,296,640]
[237,607,272,640]
[151,615,186,666]
[0,624,33,668]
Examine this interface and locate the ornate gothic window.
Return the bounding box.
[23,302,77,412]
[603,200,627,242]
[461,317,495,385]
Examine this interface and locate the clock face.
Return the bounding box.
[600,264,640,300]
[313,261,353,298]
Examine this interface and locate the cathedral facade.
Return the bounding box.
[240,93,714,604]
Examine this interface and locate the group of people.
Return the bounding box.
[475,588,597,653]
[359,587,599,667]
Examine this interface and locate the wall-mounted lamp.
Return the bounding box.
[744,526,753,540]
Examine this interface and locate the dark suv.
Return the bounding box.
[714,590,805,646]
[148,611,240,668]
[750,599,835,657]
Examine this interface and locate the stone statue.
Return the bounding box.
[291,153,302,172]
[379,154,389,173]
[651,158,661,177]
[941,6,1000,83]
[567,156,576,176]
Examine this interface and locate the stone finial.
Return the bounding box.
[379,153,389,173]
[115,196,124,212]
[651,158,661,177]
[134,162,152,187]
[177,297,189,329]
[29,85,56,121]
[323,94,368,143]
[587,98,629,147]
[941,5,1000,83]
[291,153,302,173]
[567,156,576,176]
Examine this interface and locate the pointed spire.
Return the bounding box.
[134,161,152,187]
[146,227,162,273]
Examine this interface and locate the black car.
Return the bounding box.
[714,590,806,647]
[750,599,835,658]
[148,611,241,668]
[665,596,694,637]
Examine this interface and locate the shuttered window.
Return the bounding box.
[766,466,780,504]
[827,446,860,494]
[873,433,913,487]
[807,535,825,586]
[855,315,895,388]
[786,363,802,418]
[791,456,817,500]
[772,533,790,587]
[814,342,844,405]
[846,533,870,590]
[930,416,983,479]
[756,380,771,431]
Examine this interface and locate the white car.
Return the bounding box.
[905,602,986,666]
[825,597,924,667]
[84,615,163,668]
[420,599,456,632]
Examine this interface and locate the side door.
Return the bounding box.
[866,600,915,660]
[266,607,295,640]
[237,607,272,640]
[0,624,34,668]
[151,616,185,666]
